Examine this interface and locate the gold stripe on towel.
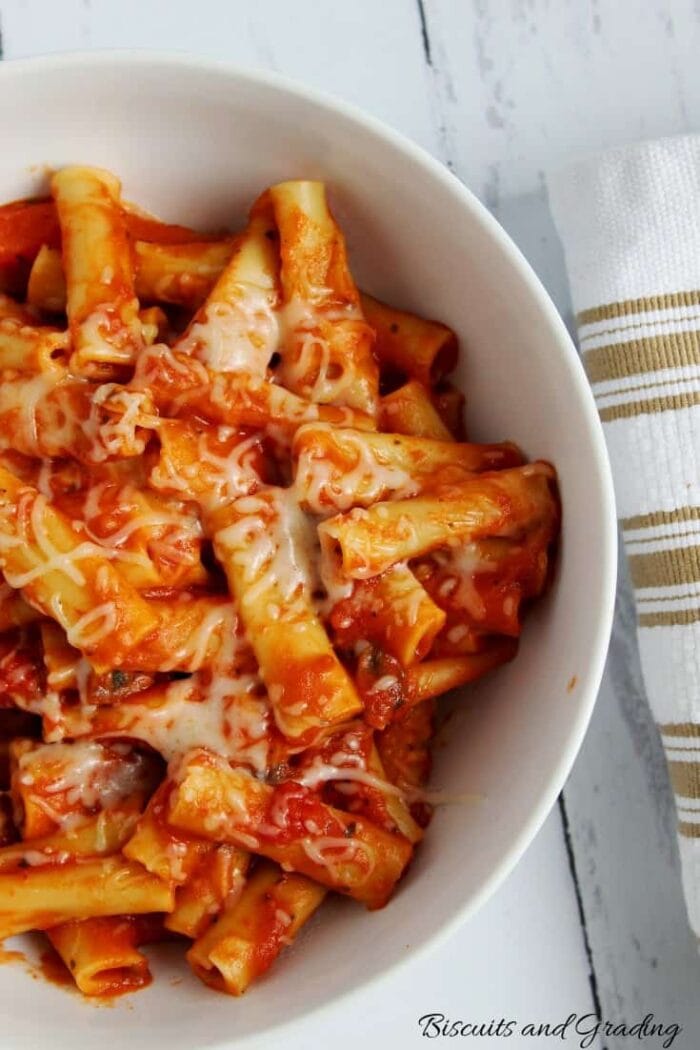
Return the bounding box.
[659,723,700,738]
[599,390,700,422]
[577,290,700,327]
[638,608,700,627]
[629,545,700,590]
[678,820,700,839]
[622,507,700,532]
[668,761,700,799]
[584,330,700,385]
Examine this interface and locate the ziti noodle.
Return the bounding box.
[0,168,559,998]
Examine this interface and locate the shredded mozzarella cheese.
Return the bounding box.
[295,755,405,798]
[279,299,361,403]
[17,741,152,828]
[295,424,415,514]
[217,488,321,611]
[177,289,279,374]
[0,493,102,590]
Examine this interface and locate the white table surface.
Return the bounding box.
[2,1,700,1047]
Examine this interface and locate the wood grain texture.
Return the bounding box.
[420,1,700,1044]
[0,0,442,152]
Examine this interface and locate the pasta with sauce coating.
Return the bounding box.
[0,167,559,1000]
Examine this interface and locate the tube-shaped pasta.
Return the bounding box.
[413,529,555,643]
[39,619,84,705]
[0,297,68,373]
[131,343,375,436]
[123,783,212,885]
[212,488,363,740]
[10,738,158,840]
[124,597,243,674]
[56,473,207,593]
[0,809,138,873]
[0,169,562,1001]
[360,293,458,386]
[52,167,144,378]
[188,861,325,995]
[319,463,557,579]
[0,467,159,667]
[379,380,453,440]
[293,423,522,514]
[405,642,518,704]
[0,195,211,283]
[167,749,412,909]
[433,381,466,439]
[165,844,249,939]
[294,725,423,844]
[26,245,66,313]
[47,916,152,997]
[0,372,155,464]
[366,741,424,841]
[371,564,446,665]
[329,563,445,667]
[148,420,264,513]
[174,214,278,376]
[0,856,174,939]
[27,241,235,314]
[134,239,235,309]
[270,181,379,415]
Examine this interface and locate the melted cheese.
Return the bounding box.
[17,740,152,827]
[35,460,56,499]
[21,848,72,867]
[300,835,373,879]
[177,288,279,374]
[83,385,155,463]
[217,488,321,611]
[93,674,270,773]
[0,492,102,590]
[432,544,495,620]
[295,754,405,798]
[278,299,361,403]
[295,424,415,514]
[396,576,428,627]
[65,601,118,649]
[161,601,239,672]
[208,372,322,428]
[82,481,200,559]
[446,623,470,644]
[78,308,136,365]
[131,341,209,392]
[316,525,353,614]
[196,433,262,512]
[150,431,260,512]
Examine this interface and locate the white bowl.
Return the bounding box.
[0,52,616,1049]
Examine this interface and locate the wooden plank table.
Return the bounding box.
[2,1,700,1045]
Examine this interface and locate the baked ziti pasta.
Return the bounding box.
[0,168,560,998]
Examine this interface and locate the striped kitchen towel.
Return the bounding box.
[548,134,700,939]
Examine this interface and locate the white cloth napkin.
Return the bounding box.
[548,134,700,939]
